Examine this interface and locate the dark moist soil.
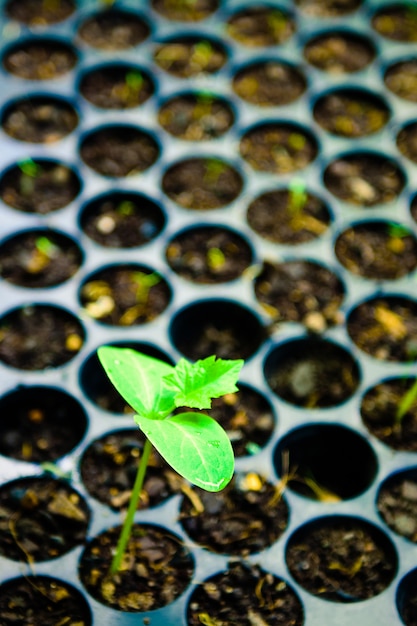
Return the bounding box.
[384,59,417,102]
[0,305,84,370]
[335,221,417,280]
[187,561,304,626]
[0,576,92,626]
[79,524,194,611]
[179,473,289,555]
[372,5,417,42]
[0,229,83,288]
[323,152,405,206]
[80,429,185,511]
[348,297,417,362]
[360,378,417,451]
[232,61,306,107]
[226,6,295,47]
[303,31,376,74]
[377,472,417,542]
[401,594,417,626]
[162,157,243,209]
[286,517,397,602]
[240,123,318,174]
[295,0,362,17]
[265,339,360,408]
[247,188,331,244]
[0,386,87,463]
[151,0,219,21]
[2,38,77,80]
[313,90,390,137]
[158,93,234,140]
[5,0,75,24]
[0,159,81,214]
[80,192,165,248]
[77,8,150,50]
[397,122,417,165]
[0,477,90,562]
[165,225,252,283]
[79,265,171,326]
[2,96,78,143]
[254,260,344,331]
[154,37,227,78]
[79,64,154,109]
[80,126,159,177]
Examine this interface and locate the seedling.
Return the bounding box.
[35,236,58,258]
[18,158,42,196]
[396,377,417,426]
[288,178,307,214]
[97,346,243,573]
[207,247,226,271]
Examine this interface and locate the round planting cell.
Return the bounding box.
[0,304,85,370]
[0,158,81,214]
[226,6,295,47]
[77,7,150,50]
[264,338,360,408]
[303,30,376,74]
[2,37,78,80]
[384,59,417,102]
[1,95,78,143]
[79,63,155,110]
[157,92,235,140]
[151,0,219,21]
[0,228,83,288]
[295,0,362,17]
[153,36,228,78]
[0,385,87,463]
[165,224,253,283]
[179,472,289,555]
[170,299,265,360]
[0,476,90,562]
[0,576,92,626]
[5,0,75,24]
[162,157,243,210]
[372,4,417,43]
[397,568,417,625]
[187,562,304,626]
[286,515,398,602]
[377,467,417,543]
[79,524,194,611]
[335,221,417,280]
[79,190,166,248]
[396,121,417,165]
[232,60,306,107]
[79,264,171,327]
[79,125,160,178]
[347,296,417,362]
[273,424,377,502]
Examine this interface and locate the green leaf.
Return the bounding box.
[134,412,234,491]
[163,356,244,409]
[97,347,176,419]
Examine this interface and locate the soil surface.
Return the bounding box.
[384,59,417,102]
[0,229,83,288]
[158,93,234,140]
[397,122,417,165]
[361,378,417,451]
[153,37,227,78]
[79,264,171,326]
[179,473,289,555]
[79,524,194,611]
[0,304,84,370]
[187,562,304,626]
[162,157,243,209]
[323,152,405,206]
[335,221,417,280]
[400,582,417,626]
[295,0,362,17]
[5,0,75,24]
[232,60,306,107]
[247,188,331,244]
[165,225,252,283]
[0,159,81,214]
[0,576,92,626]
[226,6,295,47]
[78,8,150,50]
[377,471,417,542]
[347,297,417,362]
[2,96,78,143]
[151,0,219,21]
[240,123,318,174]
[286,517,397,602]
[79,125,159,177]
[303,31,375,73]
[79,64,154,109]
[0,477,90,562]
[3,38,77,80]
[372,4,417,42]
[254,259,344,331]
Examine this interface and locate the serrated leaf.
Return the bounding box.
[97,347,176,419]
[134,412,234,491]
[163,356,244,409]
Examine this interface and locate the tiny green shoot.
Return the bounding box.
[18,158,41,178]
[207,247,226,271]
[35,236,58,258]
[396,377,417,425]
[125,71,143,93]
[131,271,161,303]
[288,177,307,214]
[97,347,243,574]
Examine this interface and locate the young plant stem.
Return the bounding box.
[396,378,417,424]
[110,437,153,574]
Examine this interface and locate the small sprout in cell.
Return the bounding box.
[204,159,228,184]
[131,271,161,303]
[288,177,307,214]
[207,247,226,271]
[268,10,288,36]
[395,377,417,430]
[117,200,135,216]
[125,71,143,94]
[192,41,213,69]
[35,236,59,258]
[41,462,72,480]
[18,159,42,196]
[288,133,306,151]
[97,346,243,573]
